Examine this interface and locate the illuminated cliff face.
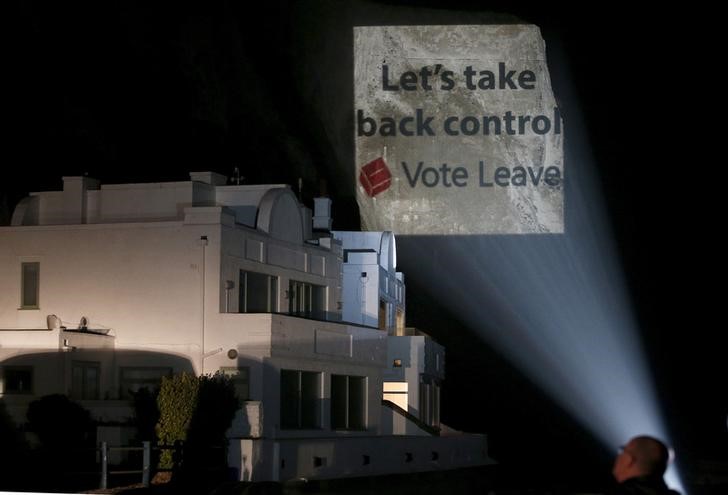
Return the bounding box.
[354,25,563,235]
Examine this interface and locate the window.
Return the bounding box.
[119,367,172,399]
[280,369,321,429]
[239,270,278,312]
[378,300,386,329]
[71,361,100,400]
[419,378,441,427]
[288,280,326,319]
[331,375,367,430]
[219,367,250,401]
[21,262,40,309]
[2,366,33,395]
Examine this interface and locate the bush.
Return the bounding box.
[155,372,239,471]
[26,394,93,450]
[0,401,29,490]
[156,372,200,469]
[131,386,160,442]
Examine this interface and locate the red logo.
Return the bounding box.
[359,157,391,197]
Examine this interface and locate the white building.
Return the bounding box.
[0,172,493,482]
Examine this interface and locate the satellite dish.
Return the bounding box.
[47,314,61,330]
[79,316,89,330]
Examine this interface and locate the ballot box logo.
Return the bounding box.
[359,157,392,197]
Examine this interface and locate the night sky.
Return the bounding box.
[4,1,725,491]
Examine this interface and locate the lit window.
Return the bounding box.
[331,375,367,430]
[2,366,33,395]
[21,262,40,309]
[280,369,321,429]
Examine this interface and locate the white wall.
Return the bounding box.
[229,434,494,482]
[333,231,405,332]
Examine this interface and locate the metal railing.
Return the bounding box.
[99,441,152,489]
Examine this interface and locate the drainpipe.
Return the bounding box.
[199,235,208,374]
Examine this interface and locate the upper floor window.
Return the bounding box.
[21,262,40,309]
[239,270,278,313]
[288,280,326,319]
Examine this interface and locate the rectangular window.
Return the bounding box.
[119,367,172,399]
[280,369,321,429]
[239,270,278,313]
[288,280,326,319]
[331,375,367,430]
[219,367,250,401]
[378,300,386,329]
[21,262,40,309]
[418,378,441,427]
[1,366,33,395]
[71,361,100,400]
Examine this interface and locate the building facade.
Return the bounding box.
[0,172,492,481]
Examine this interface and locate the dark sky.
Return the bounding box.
[4,1,725,490]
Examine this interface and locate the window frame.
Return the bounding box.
[71,361,101,400]
[219,366,250,401]
[20,262,40,309]
[288,280,326,319]
[239,270,278,313]
[331,374,368,431]
[119,366,172,400]
[2,366,34,395]
[280,369,322,430]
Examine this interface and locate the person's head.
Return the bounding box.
[612,435,670,483]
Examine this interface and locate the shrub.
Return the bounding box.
[26,394,93,450]
[155,372,239,471]
[130,386,160,442]
[155,372,200,469]
[0,401,29,490]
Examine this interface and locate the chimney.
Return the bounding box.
[190,171,228,186]
[313,197,332,231]
[62,176,100,224]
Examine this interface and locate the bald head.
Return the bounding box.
[629,436,670,475]
[613,435,671,483]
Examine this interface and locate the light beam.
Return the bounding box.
[398,47,686,493]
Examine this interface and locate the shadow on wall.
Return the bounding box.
[0,349,196,492]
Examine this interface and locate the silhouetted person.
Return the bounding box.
[610,435,680,495]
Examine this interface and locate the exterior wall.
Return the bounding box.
[383,333,445,431]
[228,434,493,482]
[0,221,213,371]
[341,256,380,327]
[0,173,484,485]
[333,231,405,332]
[205,313,387,439]
[219,224,342,320]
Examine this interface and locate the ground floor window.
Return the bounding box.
[219,366,250,401]
[119,367,172,399]
[72,361,100,400]
[419,378,441,427]
[331,375,367,430]
[280,369,321,429]
[1,366,33,394]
